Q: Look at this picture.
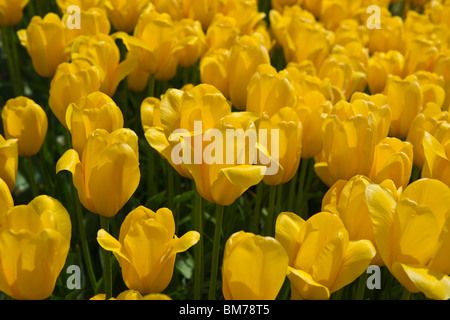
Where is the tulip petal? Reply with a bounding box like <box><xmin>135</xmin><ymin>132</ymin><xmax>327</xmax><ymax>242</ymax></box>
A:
<box><xmin>431</xmin><ymin>217</ymin><xmax>450</xmax><ymax>275</ymax></box>
<box><xmin>97</xmin><ymin>229</ymin><xmax>131</xmax><ymax>264</ymax></box>
<box><xmin>287</xmin><ymin>267</ymin><xmax>330</xmax><ymax>300</ymax></box>
<box><xmin>275</xmin><ymin>212</ymin><xmax>305</xmax><ymax>266</ymax></box>
<box><xmin>168</xmin><ymin>231</ymin><xmax>200</xmax><ymax>257</ymax></box>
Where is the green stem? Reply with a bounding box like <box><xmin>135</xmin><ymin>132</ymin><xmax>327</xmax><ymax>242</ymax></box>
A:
<box><xmin>73</xmin><ymin>187</ymin><xmax>97</xmax><ymax>294</ymax></box>
<box><xmin>148</xmin><ymin>73</ymin><xmax>155</xmax><ymax>97</ymax></box>
<box><xmin>401</xmin><ymin>288</ymin><xmax>411</xmax><ymax>300</ymax></box>
<box><xmin>100</xmin><ymin>215</ymin><xmax>112</xmax><ymax>299</ymax></box>
<box><xmin>26</xmin><ymin>156</ymin><xmax>39</xmax><ymax>197</ymax></box>
<box><xmin>355</xmin><ymin>273</ymin><xmax>367</xmax><ymax>300</ymax></box>
<box><xmin>167</xmin><ymin>165</ymin><xmax>174</xmax><ymax>210</ymax></box>
<box><xmin>194</xmin><ymin>190</ymin><xmax>203</xmax><ymax>300</ymax></box>
<box><xmin>208</xmin><ymin>204</ymin><xmax>224</xmax><ymax>300</ymax></box>
<box><xmin>147</xmin><ymin>147</ymin><xmax>156</xmax><ymax>198</ymax></box>
<box><xmin>295</xmin><ymin>158</ymin><xmax>308</xmax><ymax>217</ymax></box>
<box><xmin>287</xmin><ymin>170</ymin><xmax>298</xmax><ymax>212</ymax></box>
<box><xmin>250</xmin><ymin>182</ymin><xmax>263</xmax><ymax>233</ymax></box>
<box><xmin>2</xmin><ymin>26</ymin><xmax>22</xmax><ymax>96</ymax></box>
<box><xmin>265</xmin><ymin>185</ymin><xmax>277</xmax><ymax>236</ymax></box>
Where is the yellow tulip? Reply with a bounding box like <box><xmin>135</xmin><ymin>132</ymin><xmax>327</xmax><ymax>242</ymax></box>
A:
<box><xmin>205</xmin><ymin>14</ymin><xmax>241</xmax><ymax>50</ymax></box>
<box><xmin>257</xmin><ymin>107</ymin><xmax>302</xmax><ymax>186</ymax></box>
<box><xmin>103</xmin><ymin>0</ymin><xmax>151</xmax><ymax>33</ymax></box>
<box><xmin>56</xmin><ymin>128</ymin><xmax>140</xmax><ymax>217</ymax></box>
<box><xmin>199</xmin><ymin>48</ymin><xmax>231</xmax><ymax>98</ymax></box>
<box><xmin>127</xmin><ymin>59</ymin><xmax>151</xmax><ymax>93</ymax></box>
<box><xmin>322</xmin><ymin>175</ymin><xmax>400</xmax><ymax>266</ymax></box>
<box><xmin>270</xmin><ymin>0</ymin><xmax>301</xmax><ymax>13</ymax></box>
<box><xmin>17</xmin><ymin>13</ymin><xmax>69</xmax><ymax>78</ymax></box>
<box><xmin>70</xmin><ymin>34</ymin><xmax>137</xmax><ymax>97</ymax></box>
<box><xmin>91</xmin><ymin>290</ymin><xmax>172</xmax><ymax>300</ymax></box>
<box><xmin>409</xmin><ymin>71</ymin><xmax>446</xmax><ymax>109</ymax></box>
<box><xmin>220</xmin><ymin>0</ymin><xmax>265</xmax><ymax>36</ymax></box>
<box><xmin>422</xmin><ymin>124</ymin><xmax>450</xmax><ymax>187</ymax></box>
<box><xmin>0</xmin><ymin>178</ymin><xmax>13</xmax><ymax>225</ymax></box>
<box><xmin>366</xmin><ymin>178</ymin><xmax>450</xmax><ymax>300</ymax></box>
<box><xmin>0</xmin><ymin>195</ymin><xmax>71</xmax><ymax>300</ymax></box>
<box><xmin>222</xmin><ymin>231</ymin><xmax>288</xmax><ymax>300</ymax></box>
<box><xmin>116</xmin><ymin>11</ymin><xmax>179</xmax><ymax>81</ymax></box>
<box><xmin>275</xmin><ymin>211</ymin><xmax>376</xmax><ymax>300</ymax></box>
<box><xmin>151</xmin><ymin>0</ymin><xmax>184</xmax><ymax>21</ymax></box>
<box><xmin>368</xmin><ymin>50</ymin><xmax>406</xmax><ymax>94</ymax></box>
<box><xmin>228</xmin><ymin>34</ymin><xmax>270</xmax><ymax>110</ymax></box>
<box><xmin>62</xmin><ymin>7</ymin><xmax>111</xmax><ymax>44</ymax></box>
<box><xmin>406</xmin><ymin>103</ymin><xmax>448</xmax><ymax>168</ymax></box>
<box><xmin>49</xmin><ymin>60</ymin><xmax>101</xmax><ymax>129</ymax></box>
<box><xmin>367</xmin><ymin>12</ymin><xmax>406</xmax><ymax>55</ymax></box>
<box><xmin>97</xmin><ymin>206</ymin><xmax>200</xmax><ymax>293</ymax></box>
<box><xmin>405</xmin><ymin>38</ymin><xmax>440</xmax><ymax>76</ymax></box>
<box><xmin>0</xmin><ymin>135</ymin><xmax>18</xmax><ymax>192</ymax></box>
<box><xmin>174</xmin><ymin>18</ymin><xmax>208</xmax><ymax>68</ymax></box>
<box><xmin>246</xmin><ymin>64</ymin><xmax>297</xmax><ymax>118</ymax></box>
<box><xmin>56</xmin><ymin>0</ymin><xmax>103</xmax><ymax>11</ymax></box>
<box><xmin>0</xmin><ymin>0</ymin><xmax>29</xmax><ymax>26</ymax></box>
<box><xmin>384</xmin><ymin>74</ymin><xmax>423</xmax><ymax>139</ymax></box>
<box><xmin>66</xmin><ymin>91</ymin><xmax>124</xmax><ymax>156</ymax></box>
<box><xmin>2</xmin><ymin>97</ymin><xmax>48</xmax><ymax>157</ymax></box>
<box><xmin>182</xmin><ymin>0</ymin><xmax>223</xmax><ymax>29</ymax></box>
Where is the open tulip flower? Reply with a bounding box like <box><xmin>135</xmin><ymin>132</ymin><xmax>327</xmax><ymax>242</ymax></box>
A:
<box><xmin>366</xmin><ymin>178</ymin><xmax>450</xmax><ymax>300</ymax></box>
<box><xmin>56</xmin><ymin>128</ymin><xmax>140</xmax><ymax>217</ymax></box>
<box><xmin>0</xmin><ymin>135</ymin><xmax>18</xmax><ymax>193</ymax></box>
<box><xmin>2</xmin><ymin>97</ymin><xmax>48</xmax><ymax>157</ymax></box>
<box><xmin>97</xmin><ymin>206</ymin><xmax>200</xmax><ymax>294</ymax></box>
<box><xmin>0</xmin><ymin>195</ymin><xmax>71</xmax><ymax>300</ymax></box>
<box><xmin>222</xmin><ymin>231</ymin><xmax>289</xmax><ymax>300</ymax></box>
<box><xmin>275</xmin><ymin>211</ymin><xmax>376</xmax><ymax>300</ymax></box>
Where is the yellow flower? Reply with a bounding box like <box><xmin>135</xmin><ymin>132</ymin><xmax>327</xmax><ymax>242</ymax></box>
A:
<box><xmin>405</xmin><ymin>38</ymin><xmax>440</xmax><ymax>76</ymax></box>
<box><xmin>56</xmin><ymin>128</ymin><xmax>140</xmax><ymax>217</ymax></box>
<box><xmin>270</xmin><ymin>0</ymin><xmax>301</xmax><ymax>13</ymax></box>
<box><xmin>383</xmin><ymin>74</ymin><xmax>423</xmax><ymax>139</ymax></box>
<box><xmin>70</xmin><ymin>34</ymin><xmax>137</xmax><ymax>97</ymax></box>
<box><xmin>275</xmin><ymin>211</ymin><xmax>375</xmax><ymax>300</ymax></box>
<box><xmin>0</xmin><ymin>0</ymin><xmax>29</xmax><ymax>26</ymax></box>
<box><xmin>257</xmin><ymin>107</ymin><xmax>302</xmax><ymax>186</ymax></box>
<box><xmin>220</xmin><ymin>0</ymin><xmax>265</xmax><ymax>36</ymax></box>
<box><xmin>56</xmin><ymin>0</ymin><xmax>102</xmax><ymax>11</ymax></box>
<box><xmin>97</xmin><ymin>206</ymin><xmax>200</xmax><ymax>294</ymax></box>
<box><xmin>2</xmin><ymin>97</ymin><xmax>48</xmax><ymax>157</ymax></box>
<box><xmin>66</xmin><ymin>91</ymin><xmax>124</xmax><ymax>156</ymax></box>
<box><xmin>174</xmin><ymin>18</ymin><xmax>208</xmax><ymax>68</ymax></box>
<box><xmin>368</xmin><ymin>50</ymin><xmax>406</xmax><ymax>94</ymax></box>
<box><xmin>422</xmin><ymin>124</ymin><xmax>450</xmax><ymax>187</ymax></box>
<box><xmin>205</xmin><ymin>14</ymin><xmax>241</xmax><ymax>50</ymax></box>
<box><xmin>182</xmin><ymin>0</ymin><xmax>223</xmax><ymax>29</ymax></box>
<box><xmin>103</xmin><ymin>0</ymin><xmax>151</xmax><ymax>33</ymax></box>
<box><xmin>0</xmin><ymin>178</ymin><xmax>14</xmax><ymax>226</ymax></box>
<box><xmin>116</xmin><ymin>11</ymin><xmax>179</xmax><ymax>81</ymax></box>
<box><xmin>0</xmin><ymin>195</ymin><xmax>71</xmax><ymax>300</ymax></box>
<box><xmin>367</xmin><ymin>12</ymin><xmax>406</xmax><ymax>55</ymax></box>
<box><xmin>90</xmin><ymin>290</ymin><xmax>172</xmax><ymax>300</ymax></box>
<box><xmin>322</xmin><ymin>175</ymin><xmax>400</xmax><ymax>266</ymax></box>
<box><xmin>228</xmin><ymin>34</ymin><xmax>270</xmax><ymax>110</ymax></box>
<box><xmin>17</xmin><ymin>13</ymin><xmax>69</xmax><ymax>78</ymax></box>
<box><xmin>49</xmin><ymin>60</ymin><xmax>101</xmax><ymax>129</ymax></box>
<box><xmin>366</xmin><ymin>178</ymin><xmax>450</xmax><ymax>300</ymax></box>
<box><xmin>0</xmin><ymin>135</ymin><xmax>18</xmax><ymax>192</ymax></box>
<box><xmin>199</xmin><ymin>48</ymin><xmax>231</xmax><ymax>98</ymax></box>
<box><xmin>246</xmin><ymin>64</ymin><xmax>297</xmax><ymax>118</ymax></box>
<box><xmin>222</xmin><ymin>231</ymin><xmax>288</xmax><ymax>300</ymax></box>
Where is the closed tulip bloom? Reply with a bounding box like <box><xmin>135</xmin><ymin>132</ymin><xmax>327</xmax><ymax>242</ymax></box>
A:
<box><xmin>422</xmin><ymin>124</ymin><xmax>450</xmax><ymax>187</ymax></box>
<box><xmin>66</xmin><ymin>91</ymin><xmax>124</xmax><ymax>156</ymax></box>
<box><xmin>368</xmin><ymin>13</ymin><xmax>406</xmax><ymax>55</ymax></box>
<box><xmin>322</xmin><ymin>175</ymin><xmax>400</xmax><ymax>266</ymax></box>
<box><xmin>405</xmin><ymin>38</ymin><xmax>440</xmax><ymax>76</ymax></box>
<box><xmin>384</xmin><ymin>74</ymin><xmax>423</xmax><ymax>139</ymax></box>
<box><xmin>409</xmin><ymin>71</ymin><xmax>446</xmax><ymax>109</ymax></box>
<box><xmin>0</xmin><ymin>196</ymin><xmax>71</xmax><ymax>300</ymax></box>
<box><xmin>246</xmin><ymin>64</ymin><xmax>297</xmax><ymax>118</ymax></box>
<box><xmin>49</xmin><ymin>60</ymin><xmax>101</xmax><ymax>128</ymax></box>
<box><xmin>220</xmin><ymin>0</ymin><xmax>265</xmax><ymax>35</ymax></box>
<box><xmin>199</xmin><ymin>48</ymin><xmax>231</xmax><ymax>98</ymax></box>
<box><xmin>62</xmin><ymin>7</ymin><xmax>111</xmax><ymax>44</ymax></box>
<box><xmin>0</xmin><ymin>135</ymin><xmax>18</xmax><ymax>192</ymax></box>
<box><xmin>2</xmin><ymin>97</ymin><xmax>48</xmax><ymax>157</ymax></box>
<box><xmin>205</xmin><ymin>14</ymin><xmax>241</xmax><ymax>50</ymax></box>
<box><xmin>183</xmin><ymin>0</ymin><xmax>223</xmax><ymax>29</ymax></box>
<box><xmin>103</xmin><ymin>0</ymin><xmax>151</xmax><ymax>33</ymax></box>
<box><xmin>97</xmin><ymin>206</ymin><xmax>200</xmax><ymax>293</ymax></box>
<box><xmin>0</xmin><ymin>0</ymin><xmax>29</xmax><ymax>26</ymax></box>
<box><xmin>56</xmin><ymin>128</ymin><xmax>140</xmax><ymax>217</ymax></box>
<box><xmin>257</xmin><ymin>107</ymin><xmax>302</xmax><ymax>186</ymax></box>
<box><xmin>369</xmin><ymin>137</ymin><xmax>413</xmax><ymax>189</ymax></box>
<box><xmin>366</xmin><ymin>179</ymin><xmax>450</xmax><ymax>300</ymax></box>
<box><xmin>70</xmin><ymin>34</ymin><xmax>136</xmax><ymax>97</ymax></box>
<box><xmin>174</xmin><ymin>19</ymin><xmax>208</xmax><ymax>68</ymax></box>
<box><xmin>17</xmin><ymin>13</ymin><xmax>69</xmax><ymax>78</ymax></box>
<box><xmin>275</xmin><ymin>211</ymin><xmax>376</xmax><ymax>300</ymax></box>
<box><xmin>228</xmin><ymin>34</ymin><xmax>270</xmax><ymax>110</ymax></box>
<box><xmin>368</xmin><ymin>50</ymin><xmax>406</xmax><ymax>94</ymax></box>
<box><xmin>222</xmin><ymin>231</ymin><xmax>288</xmax><ymax>300</ymax></box>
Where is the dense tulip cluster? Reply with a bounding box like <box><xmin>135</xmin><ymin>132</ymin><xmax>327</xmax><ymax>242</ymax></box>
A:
<box><xmin>0</xmin><ymin>0</ymin><xmax>449</xmax><ymax>302</ymax></box>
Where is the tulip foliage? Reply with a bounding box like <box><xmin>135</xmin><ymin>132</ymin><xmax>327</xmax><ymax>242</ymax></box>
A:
<box><xmin>1</xmin><ymin>0</ymin><xmax>450</xmax><ymax>303</ymax></box>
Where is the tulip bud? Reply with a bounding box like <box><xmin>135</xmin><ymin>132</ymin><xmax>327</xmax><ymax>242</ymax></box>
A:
<box><xmin>49</xmin><ymin>60</ymin><xmax>101</xmax><ymax>128</ymax></box>
<box><xmin>0</xmin><ymin>195</ymin><xmax>71</xmax><ymax>300</ymax></box>
<box><xmin>174</xmin><ymin>18</ymin><xmax>208</xmax><ymax>68</ymax></box>
<box><xmin>275</xmin><ymin>211</ymin><xmax>375</xmax><ymax>300</ymax></box>
<box><xmin>368</xmin><ymin>50</ymin><xmax>406</xmax><ymax>94</ymax></box>
<box><xmin>222</xmin><ymin>231</ymin><xmax>289</xmax><ymax>300</ymax></box>
<box><xmin>56</xmin><ymin>128</ymin><xmax>140</xmax><ymax>217</ymax></box>
<box><xmin>17</xmin><ymin>13</ymin><xmax>69</xmax><ymax>78</ymax></box>
<box><xmin>183</xmin><ymin>0</ymin><xmax>223</xmax><ymax>29</ymax></box>
<box><xmin>0</xmin><ymin>135</ymin><xmax>18</xmax><ymax>192</ymax></box>
<box><xmin>199</xmin><ymin>48</ymin><xmax>231</xmax><ymax>98</ymax></box>
<box><xmin>66</xmin><ymin>91</ymin><xmax>124</xmax><ymax>156</ymax></box>
<box><xmin>2</xmin><ymin>97</ymin><xmax>48</xmax><ymax>157</ymax></box>
<box><xmin>367</xmin><ymin>14</ymin><xmax>406</xmax><ymax>55</ymax></box>
<box><xmin>62</xmin><ymin>7</ymin><xmax>111</xmax><ymax>44</ymax></box>
<box><xmin>103</xmin><ymin>0</ymin><xmax>152</xmax><ymax>33</ymax></box>
<box><xmin>0</xmin><ymin>0</ymin><xmax>29</xmax><ymax>26</ymax></box>
<box><xmin>97</xmin><ymin>206</ymin><xmax>199</xmax><ymax>293</ymax></box>
<box><xmin>205</xmin><ymin>14</ymin><xmax>241</xmax><ymax>50</ymax></box>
